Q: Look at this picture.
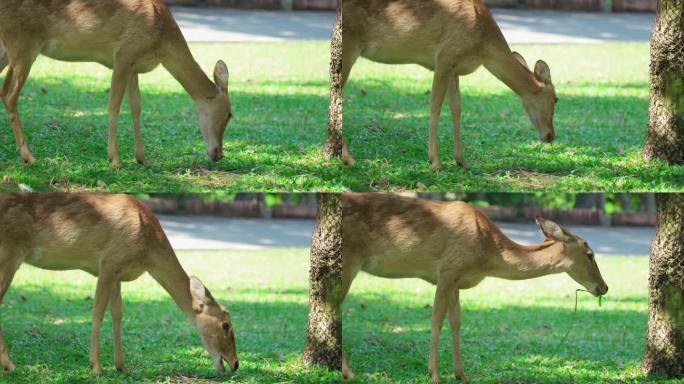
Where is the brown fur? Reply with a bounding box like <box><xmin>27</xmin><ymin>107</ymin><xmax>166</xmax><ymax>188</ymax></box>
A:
<box><xmin>341</xmin><ymin>193</ymin><xmax>608</xmax><ymax>382</ymax></box>
<box><xmin>342</xmin><ymin>0</ymin><xmax>558</xmax><ymax>169</ymax></box>
<box><xmin>0</xmin><ymin>193</ymin><xmax>238</xmax><ymax>375</ymax></box>
<box><xmin>0</xmin><ymin>0</ymin><xmax>232</xmax><ymax>167</ymax></box>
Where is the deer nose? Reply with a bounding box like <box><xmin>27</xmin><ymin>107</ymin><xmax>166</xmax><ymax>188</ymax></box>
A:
<box><xmin>598</xmin><ymin>284</ymin><xmax>608</xmax><ymax>296</ymax></box>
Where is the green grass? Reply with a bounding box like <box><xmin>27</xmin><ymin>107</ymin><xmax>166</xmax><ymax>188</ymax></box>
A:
<box><xmin>0</xmin><ymin>249</ymin><xmax>341</xmax><ymax>383</ymax></box>
<box><xmin>343</xmin><ymin>43</ymin><xmax>684</xmax><ymax>192</ymax></box>
<box><xmin>2</xmin><ymin>42</ymin><xmax>681</xmax><ymax>192</ymax></box>
<box><xmin>343</xmin><ymin>256</ymin><xmax>676</xmax><ymax>383</ymax></box>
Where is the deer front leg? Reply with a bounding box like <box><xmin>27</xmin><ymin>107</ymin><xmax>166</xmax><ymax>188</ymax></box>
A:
<box><xmin>448</xmin><ymin>290</ymin><xmax>468</xmax><ymax>381</ymax></box>
<box><xmin>127</xmin><ymin>74</ymin><xmax>149</xmax><ymax>167</ymax></box>
<box><xmin>447</xmin><ymin>77</ymin><xmax>467</xmax><ymax>168</ymax></box>
<box><xmin>0</xmin><ymin>253</ymin><xmax>21</xmax><ymax>371</ymax></box>
<box><xmin>90</xmin><ymin>273</ymin><xmax>116</xmax><ymax>375</ymax></box>
<box><xmin>107</xmin><ymin>62</ymin><xmax>133</xmax><ymax>169</ymax></box>
<box><xmin>340</xmin><ymin>40</ymin><xmax>359</xmax><ymax>167</ymax></box>
<box><xmin>109</xmin><ymin>281</ymin><xmax>128</xmax><ymax>374</ymax></box>
<box><xmin>428</xmin><ymin>64</ymin><xmax>452</xmax><ymax>171</ymax></box>
<box><xmin>428</xmin><ymin>277</ymin><xmax>455</xmax><ymax>383</ymax></box>
<box><xmin>2</xmin><ymin>56</ymin><xmax>37</xmax><ymax>164</ymax></box>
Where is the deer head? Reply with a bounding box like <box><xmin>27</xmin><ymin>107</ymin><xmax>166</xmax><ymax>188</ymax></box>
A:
<box><xmin>536</xmin><ymin>217</ymin><xmax>608</xmax><ymax>297</ymax></box>
<box><xmin>189</xmin><ymin>276</ymin><xmax>239</xmax><ymax>373</ymax></box>
<box><xmin>512</xmin><ymin>52</ymin><xmax>558</xmax><ymax>143</ymax></box>
<box><xmin>196</xmin><ymin>60</ymin><xmax>232</xmax><ymax>162</ymax></box>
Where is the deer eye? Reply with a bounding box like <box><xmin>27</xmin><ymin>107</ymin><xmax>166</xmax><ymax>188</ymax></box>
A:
<box><xmin>587</xmin><ymin>251</ymin><xmax>594</xmax><ymax>261</ymax></box>
<box><xmin>222</xmin><ymin>322</ymin><xmax>230</xmax><ymax>332</ymax></box>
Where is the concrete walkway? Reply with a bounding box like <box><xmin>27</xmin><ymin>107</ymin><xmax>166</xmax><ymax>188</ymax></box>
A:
<box><xmin>170</xmin><ymin>7</ymin><xmax>653</xmax><ymax>44</ymax></box>
<box><xmin>158</xmin><ymin>216</ymin><xmax>652</xmax><ymax>256</ymax></box>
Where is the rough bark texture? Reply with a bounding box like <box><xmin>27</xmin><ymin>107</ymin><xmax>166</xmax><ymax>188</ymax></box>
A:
<box><xmin>642</xmin><ymin>194</ymin><xmax>684</xmax><ymax>377</ymax></box>
<box><xmin>643</xmin><ymin>0</ymin><xmax>684</xmax><ymax>163</ymax></box>
<box><xmin>323</xmin><ymin>1</ymin><xmax>345</xmax><ymax>160</ymax></box>
<box><xmin>302</xmin><ymin>193</ymin><xmax>342</xmax><ymax>370</ymax></box>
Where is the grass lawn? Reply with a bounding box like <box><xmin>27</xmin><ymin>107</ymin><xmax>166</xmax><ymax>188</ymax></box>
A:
<box><xmin>343</xmin><ymin>256</ymin><xmax>677</xmax><ymax>383</ymax></box>
<box><xmin>343</xmin><ymin>43</ymin><xmax>684</xmax><ymax>192</ymax></box>
<box><xmin>2</xmin><ymin>42</ymin><xmax>681</xmax><ymax>192</ymax></box>
<box><xmin>0</xmin><ymin>41</ymin><xmax>339</xmax><ymax>192</ymax></box>
<box><xmin>0</xmin><ymin>248</ymin><xmax>340</xmax><ymax>383</ymax></box>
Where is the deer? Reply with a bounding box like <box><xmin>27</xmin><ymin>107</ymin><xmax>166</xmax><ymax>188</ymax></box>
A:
<box><xmin>0</xmin><ymin>193</ymin><xmax>238</xmax><ymax>375</ymax></box>
<box><xmin>341</xmin><ymin>0</ymin><xmax>559</xmax><ymax>170</ymax></box>
<box><xmin>340</xmin><ymin>193</ymin><xmax>608</xmax><ymax>383</ymax></box>
<box><xmin>0</xmin><ymin>0</ymin><xmax>232</xmax><ymax>168</ymax></box>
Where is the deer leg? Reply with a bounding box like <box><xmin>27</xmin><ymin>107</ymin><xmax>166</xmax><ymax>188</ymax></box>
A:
<box><xmin>428</xmin><ymin>276</ymin><xmax>455</xmax><ymax>383</ymax></box>
<box><xmin>90</xmin><ymin>272</ymin><xmax>116</xmax><ymax>375</ymax></box>
<box><xmin>448</xmin><ymin>290</ymin><xmax>468</xmax><ymax>381</ymax></box>
<box><xmin>107</xmin><ymin>61</ymin><xmax>133</xmax><ymax>169</ymax></box>
<box><xmin>339</xmin><ymin>40</ymin><xmax>359</xmax><ymax>166</ymax></box>
<box><xmin>109</xmin><ymin>281</ymin><xmax>128</xmax><ymax>374</ymax></box>
<box><xmin>428</xmin><ymin>64</ymin><xmax>452</xmax><ymax>171</ymax></box>
<box><xmin>0</xmin><ymin>251</ymin><xmax>22</xmax><ymax>371</ymax></box>
<box><xmin>2</xmin><ymin>55</ymin><xmax>37</xmax><ymax>164</ymax></box>
<box><xmin>447</xmin><ymin>77</ymin><xmax>467</xmax><ymax>168</ymax></box>
<box><xmin>340</xmin><ymin>263</ymin><xmax>359</xmax><ymax>380</ymax></box>
<box><xmin>127</xmin><ymin>74</ymin><xmax>149</xmax><ymax>167</ymax></box>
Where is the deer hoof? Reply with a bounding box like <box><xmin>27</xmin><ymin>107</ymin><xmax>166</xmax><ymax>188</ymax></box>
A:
<box><xmin>2</xmin><ymin>360</ymin><xmax>16</xmax><ymax>371</ymax></box>
<box><xmin>430</xmin><ymin>159</ymin><xmax>442</xmax><ymax>171</ymax></box>
<box><xmin>456</xmin><ymin>157</ymin><xmax>468</xmax><ymax>169</ymax></box>
<box><xmin>110</xmin><ymin>158</ymin><xmax>122</xmax><ymax>169</ymax></box>
<box><xmin>342</xmin><ymin>368</ymin><xmax>355</xmax><ymax>380</ymax></box>
<box><xmin>92</xmin><ymin>365</ymin><xmax>103</xmax><ymax>376</ymax></box>
<box><xmin>20</xmin><ymin>150</ymin><xmax>36</xmax><ymax>164</ymax></box>
<box><xmin>456</xmin><ymin>371</ymin><xmax>469</xmax><ymax>382</ymax></box>
<box><xmin>116</xmin><ymin>362</ymin><xmax>129</xmax><ymax>375</ymax></box>
<box><xmin>136</xmin><ymin>158</ymin><xmax>151</xmax><ymax>168</ymax></box>
<box><xmin>342</xmin><ymin>154</ymin><xmax>356</xmax><ymax>166</ymax></box>
<box><xmin>430</xmin><ymin>372</ymin><xmax>441</xmax><ymax>383</ymax></box>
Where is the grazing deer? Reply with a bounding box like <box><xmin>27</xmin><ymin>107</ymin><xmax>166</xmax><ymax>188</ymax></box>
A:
<box><xmin>341</xmin><ymin>193</ymin><xmax>608</xmax><ymax>382</ymax></box>
<box><xmin>0</xmin><ymin>193</ymin><xmax>238</xmax><ymax>375</ymax></box>
<box><xmin>342</xmin><ymin>0</ymin><xmax>558</xmax><ymax>170</ymax></box>
<box><xmin>0</xmin><ymin>0</ymin><xmax>232</xmax><ymax>168</ymax></box>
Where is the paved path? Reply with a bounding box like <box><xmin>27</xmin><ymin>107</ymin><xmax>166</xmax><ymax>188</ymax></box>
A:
<box><xmin>158</xmin><ymin>216</ymin><xmax>652</xmax><ymax>256</ymax></box>
<box><xmin>170</xmin><ymin>7</ymin><xmax>652</xmax><ymax>44</ymax></box>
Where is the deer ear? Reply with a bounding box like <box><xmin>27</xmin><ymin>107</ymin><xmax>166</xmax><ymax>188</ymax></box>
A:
<box><xmin>190</xmin><ymin>276</ymin><xmax>216</xmax><ymax>310</ymax></box>
<box><xmin>535</xmin><ymin>216</ymin><xmax>571</xmax><ymax>242</ymax></box>
<box><xmin>534</xmin><ymin>60</ymin><xmax>552</xmax><ymax>84</ymax></box>
<box><xmin>512</xmin><ymin>52</ymin><xmax>530</xmax><ymax>70</ymax></box>
<box><xmin>213</xmin><ymin>60</ymin><xmax>229</xmax><ymax>94</ymax></box>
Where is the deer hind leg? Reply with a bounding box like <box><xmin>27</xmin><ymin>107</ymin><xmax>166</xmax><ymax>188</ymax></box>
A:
<box><xmin>2</xmin><ymin>50</ymin><xmax>38</xmax><ymax>164</ymax></box>
<box><xmin>109</xmin><ymin>281</ymin><xmax>128</xmax><ymax>374</ymax></box>
<box><xmin>447</xmin><ymin>290</ymin><xmax>468</xmax><ymax>382</ymax></box>
<box><xmin>428</xmin><ymin>276</ymin><xmax>456</xmax><ymax>383</ymax></box>
<box><xmin>428</xmin><ymin>61</ymin><xmax>454</xmax><ymax>171</ymax></box>
<box><xmin>0</xmin><ymin>250</ymin><xmax>22</xmax><ymax>371</ymax></box>
<box><xmin>107</xmin><ymin>57</ymin><xmax>135</xmax><ymax>169</ymax></box>
<box><xmin>339</xmin><ymin>39</ymin><xmax>360</xmax><ymax>166</ymax></box>
<box><xmin>340</xmin><ymin>261</ymin><xmax>360</xmax><ymax>380</ymax></box>
<box><xmin>127</xmin><ymin>74</ymin><xmax>149</xmax><ymax>167</ymax></box>
<box><xmin>90</xmin><ymin>272</ymin><xmax>117</xmax><ymax>375</ymax></box>
<box><xmin>447</xmin><ymin>77</ymin><xmax>467</xmax><ymax>168</ymax></box>
<box><xmin>0</xmin><ymin>45</ymin><xmax>7</xmax><ymax>75</ymax></box>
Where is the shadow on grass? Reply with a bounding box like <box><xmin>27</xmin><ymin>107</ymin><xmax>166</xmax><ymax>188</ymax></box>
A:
<box><xmin>343</xmin><ymin>291</ymin><xmax>648</xmax><ymax>383</ymax></box>
<box><xmin>0</xmin><ymin>285</ymin><xmax>339</xmax><ymax>383</ymax></box>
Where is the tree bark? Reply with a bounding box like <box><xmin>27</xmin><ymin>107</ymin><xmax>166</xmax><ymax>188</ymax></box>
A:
<box><xmin>302</xmin><ymin>193</ymin><xmax>342</xmax><ymax>370</ymax></box>
<box><xmin>643</xmin><ymin>0</ymin><xmax>684</xmax><ymax>163</ymax></box>
<box><xmin>642</xmin><ymin>193</ymin><xmax>684</xmax><ymax>377</ymax></box>
<box><xmin>324</xmin><ymin>1</ymin><xmax>353</xmax><ymax>164</ymax></box>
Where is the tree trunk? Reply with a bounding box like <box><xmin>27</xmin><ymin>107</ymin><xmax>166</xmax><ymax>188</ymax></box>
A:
<box><xmin>302</xmin><ymin>193</ymin><xmax>342</xmax><ymax>370</ymax></box>
<box><xmin>324</xmin><ymin>1</ymin><xmax>354</xmax><ymax>165</ymax></box>
<box><xmin>643</xmin><ymin>0</ymin><xmax>684</xmax><ymax>163</ymax></box>
<box><xmin>642</xmin><ymin>193</ymin><xmax>684</xmax><ymax>377</ymax></box>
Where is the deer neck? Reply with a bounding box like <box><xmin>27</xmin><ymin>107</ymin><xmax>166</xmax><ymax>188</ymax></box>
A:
<box><xmin>161</xmin><ymin>42</ymin><xmax>218</xmax><ymax>102</ymax></box>
<box><xmin>489</xmin><ymin>237</ymin><xmax>565</xmax><ymax>281</ymax></box>
<box><xmin>149</xmin><ymin>251</ymin><xmax>197</xmax><ymax>322</ymax></box>
<box><xmin>484</xmin><ymin>47</ymin><xmax>543</xmax><ymax>98</ymax></box>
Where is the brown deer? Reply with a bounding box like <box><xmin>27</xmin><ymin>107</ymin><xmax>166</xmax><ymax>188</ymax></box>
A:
<box><xmin>341</xmin><ymin>193</ymin><xmax>608</xmax><ymax>382</ymax></box>
<box><xmin>342</xmin><ymin>0</ymin><xmax>559</xmax><ymax>170</ymax></box>
<box><xmin>0</xmin><ymin>0</ymin><xmax>232</xmax><ymax>168</ymax></box>
<box><xmin>0</xmin><ymin>193</ymin><xmax>238</xmax><ymax>375</ymax></box>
